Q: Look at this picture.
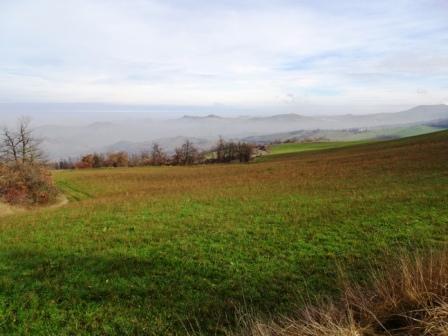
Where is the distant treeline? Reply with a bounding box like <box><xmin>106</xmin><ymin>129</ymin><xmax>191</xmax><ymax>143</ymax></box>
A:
<box><xmin>55</xmin><ymin>139</ymin><xmax>265</xmax><ymax>169</ymax></box>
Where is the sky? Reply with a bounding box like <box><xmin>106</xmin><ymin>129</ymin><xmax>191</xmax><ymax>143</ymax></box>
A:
<box><xmin>0</xmin><ymin>0</ymin><xmax>447</xmax><ymax>116</ymax></box>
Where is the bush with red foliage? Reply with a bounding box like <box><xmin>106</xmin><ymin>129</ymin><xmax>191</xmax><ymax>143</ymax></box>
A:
<box><xmin>0</xmin><ymin>164</ymin><xmax>58</xmax><ymax>205</ymax></box>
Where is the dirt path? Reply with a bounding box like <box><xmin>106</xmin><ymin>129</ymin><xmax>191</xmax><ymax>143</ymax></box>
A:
<box><xmin>48</xmin><ymin>194</ymin><xmax>69</xmax><ymax>209</ymax></box>
<box><xmin>0</xmin><ymin>194</ymin><xmax>68</xmax><ymax>218</ymax></box>
<box><xmin>0</xmin><ymin>202</ymin><xmax>19</xmax><ymax>217</ymax></box>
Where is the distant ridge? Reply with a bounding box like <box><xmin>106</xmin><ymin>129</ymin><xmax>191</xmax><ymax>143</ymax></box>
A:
<box><xmin>181</xmin><ymin>114</ymin><xmax>223</xmax><ymax>120</ymax></box>
<box><xmin>250</xmin><ymin>113</ymin><xmax>310</xmax><ymax>122</ymax></box>
<box><xmin>33</xmin><ymin>104</ymin><xmax>448</xmax><ymax>160</ymax></box>
<box><xmin>177</xmin><ymin>105</ymin><xmax>448</xmax><ymax>124</ymax></box>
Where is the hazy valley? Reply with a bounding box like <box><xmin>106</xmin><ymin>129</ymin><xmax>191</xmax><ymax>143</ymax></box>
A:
<box><xmin>31</xmin><ymin>104</ymin><xmax>448</xmax><ymax>160</ymax></box>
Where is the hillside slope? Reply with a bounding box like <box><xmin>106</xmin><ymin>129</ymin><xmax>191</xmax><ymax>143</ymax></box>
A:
<box><xmin>0</xmin><ymin>131</ymin><xmax>447</xmax><ymax>335</ymax></box>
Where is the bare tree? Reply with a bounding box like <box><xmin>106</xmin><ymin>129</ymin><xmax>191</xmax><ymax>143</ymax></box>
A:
<box><xmin>150</xmin><ymin>143</ymin><xmax>166</xmax><ymax>166</ymax></box>
<box><xmin>213</xmin><ymin>138</ymin><xmax>254</xmax><ymax>163</ymax></box>
<box><xmin>1</xmin><ymin>118</ymin><xmax>42</xmax><ymax>165</ymax></box>
<box><xmin>173</xmin><ymin>140</ymin><xmax>200</xmax><ymax>165</ymax></box>
<box><xmin>17</xmin><ymin>118</ymin><xmax>43</xmax><ymax>163</ymax></box>
<box><xmin>183</xmin><ymin>140</ymin><xmax>199</xmax><ymax>165</ymax></box>
<box><xmin>237</xmin><ymin>142</ymin><xmax>254</xmax><ymax>162</ymax></box>
<box><xmin>215</xmin><ymin>137</ymin><xmax>225</xmax><ymax>162</ymax></box>
<box><xmin>1</xmin><ymin>128</ymin><xmax>20</xmax><ymax>164</ymax></box>
<box><xmin>139</xmin><ymin>151</ymin><xmax>151</xmax><ymax>166</ymax></box>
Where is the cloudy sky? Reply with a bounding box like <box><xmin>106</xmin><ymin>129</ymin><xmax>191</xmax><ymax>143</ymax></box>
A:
<box><xmin>0</xmin><ymin>0</ymin><xmax>447</xmax><ymax>115</ymax></box>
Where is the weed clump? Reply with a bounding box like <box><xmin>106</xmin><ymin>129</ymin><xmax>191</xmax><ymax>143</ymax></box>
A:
<box><xmin>247</xmin><ymin>251</ymin><xmax>448</xmax><ymax>336</ymax></box>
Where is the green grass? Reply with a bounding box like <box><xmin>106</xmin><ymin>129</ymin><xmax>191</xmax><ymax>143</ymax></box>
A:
<box><xmin>268</xmin><ymin>140</ymin><xmax>371</xmax><ymax>155</ymax></box>
<box><xmin>380</xmin><ymin>125</ymin><xmax>441</xmax><ymax>138</ymax></box>
<box><xmin>266</xmin><ymin>125</ymin><xmax>444</xmax><ymax>157</ymax></box>
<box><xmin>0</xmin><ymin>131</ymin><xmax>447</xmax><ymax>335</ymax></box>
<box><xmin>352</xmin><ymin>124</ymin><xmax>443</xmax><ymax>140</ymax></box>
<box><xmin>250</xmin><ymin>124</ymin><xmax>444</xmax><ymax>144</ymax></box>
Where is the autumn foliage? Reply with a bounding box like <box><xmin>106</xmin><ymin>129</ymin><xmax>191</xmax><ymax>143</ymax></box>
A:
<box><xmin>0</xmin><ymin>163</ymin><xmax>58</xmax><ymax>205</ymax></box>
<box><xmin>0</xmin><ymin>118</ymin><xmax>58</xmax><ymax>205</ymax></box>
<box><xmin>63</xmin><ymin>139</ymin><xmax>256</xmax><ymax>169</ymax></box>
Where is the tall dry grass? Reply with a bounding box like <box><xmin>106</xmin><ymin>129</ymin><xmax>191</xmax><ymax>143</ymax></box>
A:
<box><xmin>245</xmin><ymin>251</ymin><xmax>448</xmax><ymax>336</ymax></box>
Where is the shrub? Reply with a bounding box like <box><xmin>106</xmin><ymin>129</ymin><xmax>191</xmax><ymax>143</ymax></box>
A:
<box><xmin>0</xmin><ymin>163</ymin><xmax>58</xmax><ymax>205</ymax></box>
<box><xmin>105</xmin><ymin>152</ymin><xmax>129</xmax><ymax>167</ymax></box>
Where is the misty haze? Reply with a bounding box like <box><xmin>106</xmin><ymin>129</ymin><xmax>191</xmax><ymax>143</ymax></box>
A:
<box><xmin>21</xmin><ymin>103</ymin><xmax>448</xmax><ymax>160</ymax></box>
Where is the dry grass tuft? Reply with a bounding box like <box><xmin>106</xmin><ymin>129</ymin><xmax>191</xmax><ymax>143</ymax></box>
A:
<box><xmin>246</xmin><ymin>251</ymin><xmax>448</xmax><ymax>336</ymax></box>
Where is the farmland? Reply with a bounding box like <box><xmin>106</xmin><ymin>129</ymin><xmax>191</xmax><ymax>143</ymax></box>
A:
<box><xmin>1</xmin><ymin>131</ymin><xmax>447</xmax><ymax>335</ymax></box>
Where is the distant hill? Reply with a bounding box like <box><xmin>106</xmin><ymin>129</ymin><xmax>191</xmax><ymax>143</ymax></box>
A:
<box><xmin>104</xmin><ymin>137</ymin><xmax>213</xmax><ymax>154</ymax></box>
<box><xmin>427</xmin><ymin>118</ymin><xmax>448</xmax><ymax>128</ymax></box>
<box><xmin>181</xmin><ymin>114</ymin><xmax>223</xmax><ymax>120</ymax></box>
<box><xmin>243</xmin><ymin>124</ymin><xmax>446</xmax><ymax>144</ymax></box>
<box><xmin>33</xmin><ymin>104</ymin><xmax>448</xmax><ymax>159</ymax></box>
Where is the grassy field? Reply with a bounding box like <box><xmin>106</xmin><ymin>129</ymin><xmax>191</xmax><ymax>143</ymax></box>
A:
<box><xmin>246</xmin><ymin>124</ymin><xmax>445</xmax><ymax>144</ymax></box>
<box><xmin>267</xmin><ymin>140</ymin><xmax>370</xmax><ymax>155</ymax></box>
<box><xmin>266</xmin><ymin>125</ymin><xmax>446</xmax><ymax>157</ymax></box>
<box><xmin>1</xmin><ymin>131</ymin><xmax>447</xmax><ymax>335</ymax></box>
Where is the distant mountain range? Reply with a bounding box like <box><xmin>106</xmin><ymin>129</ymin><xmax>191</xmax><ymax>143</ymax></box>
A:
<box><xmin>33</xmin><ymin>104</ymin><xmax>448</xmax><ymax>160</ymax></box>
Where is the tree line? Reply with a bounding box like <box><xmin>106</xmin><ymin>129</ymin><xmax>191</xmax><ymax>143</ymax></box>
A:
<box><xmin>56</xmin><ymin>139</ymin><xmax>258</xmax><ymax>169</ymax></box>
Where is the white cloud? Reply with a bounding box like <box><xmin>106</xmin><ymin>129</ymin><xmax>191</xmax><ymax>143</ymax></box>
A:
<box><xmin>0</xmin><ymin>0</ymin><xmax>447</xmax><ymax>110</ymax></box>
